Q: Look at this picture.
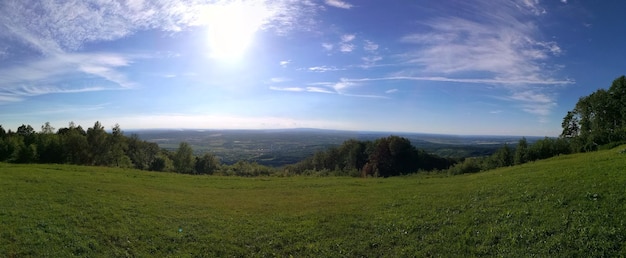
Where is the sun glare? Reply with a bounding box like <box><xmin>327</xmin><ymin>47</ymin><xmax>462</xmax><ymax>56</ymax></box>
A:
<box><xmin>205</xmin><ymin>1</ymin><xmax>271</xmax><ymax>61</ymax></box>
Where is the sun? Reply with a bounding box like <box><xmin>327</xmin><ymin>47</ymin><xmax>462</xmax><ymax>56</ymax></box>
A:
<box><xmin>205</xmin><ymin>1</ymin><xmax>271</xmax><ymax>61</ymax></box>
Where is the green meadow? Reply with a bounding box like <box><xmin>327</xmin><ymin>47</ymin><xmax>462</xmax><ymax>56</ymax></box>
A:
<box><xmin>2</xmin><ymin>146</ymin><xmax>626</xmax><ymax>256</ymax></box>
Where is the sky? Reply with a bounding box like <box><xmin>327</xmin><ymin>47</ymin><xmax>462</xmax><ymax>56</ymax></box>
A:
<box><xmin>0</xmin><ymin>0</ymin><xmax>624</xmax><ymax>136</ymax></box>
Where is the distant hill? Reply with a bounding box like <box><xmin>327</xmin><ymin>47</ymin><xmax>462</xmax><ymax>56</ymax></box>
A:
<box><xmin>2</xmin><ymin>145</ymin><xmax>626</xmax><ymax>256</ymax></box>
<box><xmin>130</xmin><ymin>128</ymin><xmax>541</xmax><ymax>166</ymax></box>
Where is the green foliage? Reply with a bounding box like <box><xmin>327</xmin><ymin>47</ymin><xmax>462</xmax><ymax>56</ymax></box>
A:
<box><xmin>514</xmin><ymin>137</ymin><xmax>529</xmax><ymax>165</ymax></box>
<box><xmin>59</xmin><ymin>125</ymin><xmax>89</xmax><ymax>165</ymax></box>
<box><xmin>447</xmin><ymin>157</ymin><xmax>482</xmax><ymax>175</ymax></box>
<box><xmin>173</xmin><ymin>142</ymin><xmax>195</xmax><ymax>174</ymax></box>
<box><xmin>149</xmin><ymin>152</ymin><xmax>172</xmax><ymax>172</ymax></box>
<box><xmin>288</xmin><ymin>136</ymin><xmax>454</xmax><ymax>177</ymax></box>
<box><xmin>446</xmin><ymin>137</ymin><xmax>572</xmax><ymax>175</ymax></box>
<box><xmin>561</xmin><ymin>75</ymin><xmax>626</xmax><ymax>151</ymax></box>
<box><xmin>0</xmin><ymin>122</ymin><xmax>168</xmax><ymax>172</ymax></box>
<box><xmin>126</xmin><ymin>134</ymin><xmax>160</xmax><ymax>170</ymax></box>
<box><xmin>219</xmin><ymin>160</ymin><xmax>274</xmax><ymax>176</ymax></box>
<box><xmin>3</xmin><ymin>146</ymin><xmax>626</xmax><ymax>256</ymax></box>
<box><xmin>195</xmin><ymin>153</ymin><xmax>220</xmax><ymax>175</ymax></box>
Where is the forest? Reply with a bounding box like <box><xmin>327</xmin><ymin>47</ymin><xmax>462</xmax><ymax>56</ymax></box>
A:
<box><xmin>1</xmin><ymin>76</ymin><xmax>625</xmax><ymax>177</ymax></box>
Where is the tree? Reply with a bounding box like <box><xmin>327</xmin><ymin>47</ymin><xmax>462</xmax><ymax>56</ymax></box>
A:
<box><xmin>59</xmin><ymin>123</ymin><xmax>89</xmax><ymax>164</ymax></box>
<box><xmin>40</xmin><ymin>122</ymin><xmax>55</xmax><ymax>134</ymax></box>
<box><xmin>13</xmin><ymin>143</ymin><xmax>37</xmax><ymax>163</ymax></box>
<box><xmin>0</xmin><ymin>137</ymin><xmax>8</xmax><ymax>162</ymax></box>
<box><xmin>87</xmin><ymin>121</ymin><xmax>110</xmax><ymax>166</ymax></box>
<box><xmin>561</xmin><ymin>76</ymin><xmax>626</xmax><ymax>151</ymax></box>
<box><xmin>173</xmin><ymin>142</ymin><xmax>195</xmax><ymax>174</ymax></box>
<box><xmin>16</xmin><ymin>124</ymin><xmax>36</xmax><ymax>146</ymax></box>
<box><xmin>127</xmin><ymin>134</ymin><xmax>160</xmax><ymax>170</ymax></box>
<box><xmin>109</xmin><ymin>124</ymin><xmax>131</xmax><ymax>167</ymax></box>
<box><xmin>367</xmin><ymin>136</ymin><xmax>417</xmax><ymax>177</ymax></box>
<box><xmin>195</xmin><ymin>153</ymin><xmax>220</xmax><ymax>175</ymax></box>
<box><xmin>37</xmin><ymin>133</ymin><xmax>63</xmax><ymax>163</ymax></box>
<box><xmin>514</xmin><ymin>137</ymin><xmax>529</xmax><ymax>165</ymax></box>
<box><xmin>149</xmin><ymin>152</ymin><xmax>172</xmax><ymax>172</ymax></box>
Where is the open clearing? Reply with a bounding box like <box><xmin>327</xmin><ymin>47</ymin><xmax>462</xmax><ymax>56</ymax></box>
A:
<box><xmin>2</xmin><ymin>146</ymin><xmax>626</xmax><ymax>256</ymax></box>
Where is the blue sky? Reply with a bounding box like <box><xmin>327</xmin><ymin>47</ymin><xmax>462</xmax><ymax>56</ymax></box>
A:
<box><xmin>0</xmin><ymin>0</ymin><xmax>623</xmax><ymax>136</ymax></box>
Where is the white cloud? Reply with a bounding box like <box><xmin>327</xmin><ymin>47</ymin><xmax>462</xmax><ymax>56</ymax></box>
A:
<box><xmin>385</xmin><ymin>89</ymin><xmax>398</xmax><ymax>94</ymax></box>
<box><xmin>306</xmin><ymin>87</ymin><xmax>335</xmax><ymax>94</ymax></box>
<box><xmin>308</xmin><ymin>66</ymin><xmax>343</xmax><ymax>72</ymax></box>
<box><xmin>333</xmin><ymin>81</ymin><xmax>353</xmax><ymax>93</ymax></box>
<box><xmin>0</xmin><ymin>0</ymin><xmax>318</xmax><ymax>55</ymax></box>
<box><xmin>0</xmin><ymin>52</ymin><xmax>138</xmax><ymax>104</ymax></box>
<box><xmin>322</xmin><ymin>43</ymin><xmax>334</xmax><ymax>51</ymax></box>
<box><xmin>279</xmin><ymin>60</ymin><xmax>291</xmax><ymax>67</ymax></box>
<box><xmin>0</xmin><ymin>0</ymin><xmax>322</xmax><ymax>103</ymax></box>
<box><xmin>399</xmin><ymin>1</ymin><xmax>568</xmax><ymax>117</ymax></box>
<box><xmin>518</xmin><ymin>0</ymin><xmax>546</xmax><ymax>15</ymax></box>
<box><xmin>363</xmin><ymin>40</ymin><xmax>379</xmax><ymax>51</ymax></box>
<box><xmin>339</xmin><ymin>34</ymin><xmax>356</xmax><ymax>53</ymax></box>
<box><xmin>269</xmin><ymin>86</ymin><xmax>305</xmax><ymax>92</ymax></box>
<box><xmin>342</xmin><ymin>76</ymin><xmax>573</xmax><ymax>85</ymax></box>
<box><xmin>361</xmin><ymin>56</ymin><xmax>383</xmax><ymax>68</ymax></box>
<box><xmin>560</xmin><ymin>0</ymin><xmax>567</xmax><ymax>3</ymax></box>
<box><xmin>340</xmin><ymin>44</ymin><xmax>355</xmax><ymax>53</ymax></box>
<box><xmin>270</xmin><ymin>79</ymin><xmax>386</xmax><ymax>99</ymax></box>
<box><xmin>269</xmin><ymin>86</ymin><xmax>333</xmax><ymax>94</ymax></box>
<box><xmin>341</xmin><ymin>34</ymin><xmax>356</xmax><ymax>42</ymax></box>
<box><xmin>324</xmin><ymin>0</ymin><xmax>353</xmax><ymax>9</ymax></box>
<box><xmin>270</xmin><ymin>77</ymin><xmax>291</xmax><ymax>83</ymax></box>
<box><xmin>401</xmin><ymin>18</ymin><xmax>558</xmax><ymax>77</ymax></box>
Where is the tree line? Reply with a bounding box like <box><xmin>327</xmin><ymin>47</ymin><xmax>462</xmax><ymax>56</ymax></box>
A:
<box><xmin>447</xmin><ymin>137</ymin><xmax>572</xmax><ymax>175</ymax></box>
<box><xmin>284</xmin><ymin>136</ymin><xmax>455</xmax><ymax>177</ymax></box>
<box><xmin>0</xmin><ymin>123</ymin><xmax>453</xmax><ymax>177</ymax></box>
<box><xmin>0</xmin><ymin>121</ymin><xmax>221</xmax><ymax>174</ymax></box>
<box><xmin>0</xmin><ymin>121</ymin><xmax>585</xmax><ymax>177</ymax></box>
<box><xmin>3</xmin><ymin>74</ymin><xmax>625</xmax><ymax>178</ymax></box>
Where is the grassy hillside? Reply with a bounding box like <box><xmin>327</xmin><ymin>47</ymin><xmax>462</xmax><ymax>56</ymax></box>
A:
<box><xmin>2</xmin><ymin>146</ymin><xmax>626</xmax><ymax>256</ymax></box>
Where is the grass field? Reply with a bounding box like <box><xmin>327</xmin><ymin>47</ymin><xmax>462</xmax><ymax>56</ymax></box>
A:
<box><xmin>2</xmin><ymin>146</ymin><xmax>626</xmax><ymax>256</ymax></box>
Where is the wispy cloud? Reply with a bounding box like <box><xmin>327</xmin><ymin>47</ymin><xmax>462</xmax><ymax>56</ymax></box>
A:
<box><xmin>279</xmin><ymin>60</ymin><xmax>291</xmax><ymax>67</ymax></box>
<box><xmin>507</xmin><ymin>90</ymin><xmax>557</xmax><ymax>117</ymax></box>
<box><xmin>269</xmin><ymin>79</ymin><xmax>386</xmax><ymax>99</ymax></box>
<box><xmin>398</xmin><ymin>0</ymin><xmax>569</xmax><ymax>117</ymax></box>
<box><xmin>361</xmin><ymin>56</ymin><xmax>383</xmax><ymax>68</ymax></box>
<box><xmin>307</xmin><ymin>66</ymin><xmax>343</xmax><ymax>72</ymax></box>
<box><xmin>269</xmin><ymin>86</ymin><xmax>305</xmax><ymax>92</ymax></box>
<box><xmin>339</xmin><ymin>34</ymin><xmax>356</xmax><ymax>53</ymax></box>
<box><xmin>307</xmin><ymin>87</ymin><xmax>335</xmax><ymax>94</ymax></box>
<box><xmin>343</xmin><ymin>76</ymin><xmax>573</xmax><ymax>85</ymax></box>
<box><xmin>0</xmin><ymin>103</ymin><xmax>108</xmax><ymax>117</ymax></box>
<box><xmin>0</xmin><ymin>0</ymin><xmax>321</xmax><ymax>103</ymax></box>
<box><xmin>385</xmin><ymin>89</ymin><xmax>398</xmax><ymax>94</ymax></box>
<box><xmin>270</xmin><ymin>77</ymin><xmax>291</xmax><ymax>83</ymax></box>
<box><xmin>0</xmin><ymin>0</ymin><xmax>316</xmax><ymax>54</ymax></box>
<box><xmin>269</xmin><ymin>86</ymin><xmax>333</xmax><ymax>94</ymax></box>
<box><xmin>324</xmin><ymin>0</ymin><xmax>353</xmax><ymax>9</ymax></box>
<box><xmin>0</xmin><ymin>52</ymin><xmax>137</xmax><ymax>104</ymax></box>
<box><xmin>519</xmin><ymin>0</ymin><xmax>546</xmax><ymax>15</ymax></box>
<box><xmin>363</xmin><ymin>40</ymin><xmax>379</xmax><ymax>52</ymax></box>
<box><xmin>321</xmin><ymin>43</ymin><xmax>334</xmax><ymax>51</ymax></box>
